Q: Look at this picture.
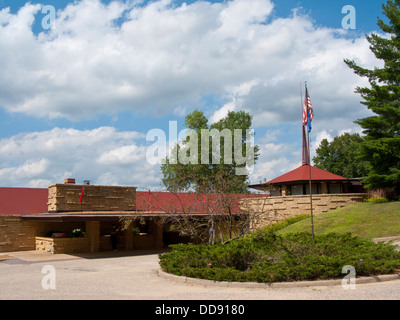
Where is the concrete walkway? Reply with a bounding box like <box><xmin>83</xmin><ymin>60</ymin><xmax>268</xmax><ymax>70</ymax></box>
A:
<box><xmin>0</xmin><ymin>249</ymin><xmax>399</xmax><ymax>300</ymax></box>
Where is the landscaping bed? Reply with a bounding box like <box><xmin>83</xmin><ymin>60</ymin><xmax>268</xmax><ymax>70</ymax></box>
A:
<box><xmin>159</xmin><ymin>231</ymin><xmax>400</xmax><ymax>283</ymax></box>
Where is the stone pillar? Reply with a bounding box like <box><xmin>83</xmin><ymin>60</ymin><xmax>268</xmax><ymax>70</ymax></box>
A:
<box><xmin>150</xmin><ymin>220</ymin><xmax>163</xmax><ymax>249</ymax></box>
<box><xmin>124</xmin><ymin>221</ymin><xmax>133</xmax><ymax>250</ymax></box>
<box><xmin>86</xmin><ymin>221</ymin><xmax>100</xmax><ymax>253</ymax></box>
<box><xmin>281</xmin><ymin>185</ymin><xmax>287</xmax><ymax>196</ymax></box>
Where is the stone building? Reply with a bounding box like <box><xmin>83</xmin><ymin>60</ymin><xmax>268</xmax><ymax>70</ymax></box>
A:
<box><xmin>0</xmin><ymin>179</ymin><xmax>252</xmax><ymax>254</ymax></box>
<box><xmin>248</xmin><ymin>164</ymin><xmax>365</xmax><ymax>196</ymax></box>
<box><xmin>240</xmin><ymin>113</ymin><xmax>368</xmax><ymax>229</ymax></box>
<box><xmin>0</xmin><ymin>180</ymin><xmax>164</xmax><ymax>254</ymax></box>
<box><xmin>241</xmin><ymin>165</ymin><xmax>367</xmax><ymax>229</ymax></box>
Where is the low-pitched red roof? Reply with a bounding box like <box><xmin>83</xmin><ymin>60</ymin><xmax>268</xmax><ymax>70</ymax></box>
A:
<box><xmin>0</xmin><ymin>187</ymin><xmax>48</xmax><ymax>215</ymax></box>
<box><xmin>135</xmin><ymin>191</ymin><xmax>263</xmax><ymax>214</ymax></box>
<box><xmin>268</xmin><ymin>165</ymin><xmax>348</xmax><ymax>184</ymax></box>
<box><xmin>249</xmin><ymin>165</ymin><xmax>349</xmax><ymax>190</ymax></box>
<box><xmin>0</xmin><ymin>187</ymin><xmax>265</xmax><ymax>216</ymax></box>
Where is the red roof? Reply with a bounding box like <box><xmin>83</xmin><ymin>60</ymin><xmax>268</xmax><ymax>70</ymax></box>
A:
<box><xmin>266</xmin><ymin>165</ymin><xmax>348</xmax><ymax>184</ymax></box>
<box><xmin>135</xmin><ymin>191</ymin><xmax>263</xmax><ymax>215</ymax></box>
<box><xmin>0</xmin><ymin>187</ymin><xmax>48</xmax><ymax>215</ymax></box>
<box><xmin>0</xmin><ymin>187</ymin><xmax>264</xmax><ymax>216</ymax></box>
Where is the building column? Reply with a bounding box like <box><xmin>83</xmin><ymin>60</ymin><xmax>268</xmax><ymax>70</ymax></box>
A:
<box><xmin>281</xmin><ymin>185</ymin><xmax>288</xmax><ymax>196</ymax></box>
<box><xmin>124</xmin><ymin>221</ymin><xmax>133</xmax><ymax>250</ymax></box>
<box><xmin>86</xmin><ymin>221</ymin><xmax>100</xmax><ymax>253</ymax></box>
<box><xmin>150</xmin><ymin>220</ymin><xmax>163</xmax><ymax>249</ymax></box>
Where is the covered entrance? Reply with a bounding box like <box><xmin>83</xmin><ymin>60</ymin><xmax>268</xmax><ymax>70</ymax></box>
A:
<box><xmin>23</xmin><ymin>213</ymin><xmax>164</xmax><ymax>254</ymax></box>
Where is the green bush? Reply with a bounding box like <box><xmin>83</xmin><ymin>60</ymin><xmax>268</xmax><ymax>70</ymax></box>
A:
<box><xmin>365</xmin><ymin>197</ymin><xmax>389</xmax><ymax>203</ymax></box>
<box><xmin>159</xmin><ymin>231</ymin><xmax>400</xmax><ymax>283</ymax></box>
<box><xmin>70</xmin><ymin>228</ymin><xmax>85</xmax><ymax>238</ymax></box>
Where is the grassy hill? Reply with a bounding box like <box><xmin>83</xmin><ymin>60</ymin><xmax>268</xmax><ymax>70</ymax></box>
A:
<box><xmin>278</xmin><ymin>201</ymin><xmax>400</xmax><ymax>239</ymax></box>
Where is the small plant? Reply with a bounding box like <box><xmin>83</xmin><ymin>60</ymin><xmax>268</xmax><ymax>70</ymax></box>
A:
<box><xmin>132</xmin><ymin>227</ymin><xmax>141</xmax><ymax>235</ymax></box>
<box><xmin>71</xmin><ymin>228</ymin><xmax>85</xmax><ymax>238</ymax></box>
<box><xmin>365</xmin><ymin>197</ymin><xmax>389</xmax><ymax>203</ymax></box>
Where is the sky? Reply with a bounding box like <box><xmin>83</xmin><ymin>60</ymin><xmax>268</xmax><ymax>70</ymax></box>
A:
<box><xmin>0</xmin><ymin>0</ymin><xmax>388</xmax><ymax>190</ymax></box>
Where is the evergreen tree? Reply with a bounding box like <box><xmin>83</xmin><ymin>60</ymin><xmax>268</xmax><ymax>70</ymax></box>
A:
<box><xmin>344</xmin><ymin>0</ymin><xmax>400</xmax><ymax>191</ymax></box>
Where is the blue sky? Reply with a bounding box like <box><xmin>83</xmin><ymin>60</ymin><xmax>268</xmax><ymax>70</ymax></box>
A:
<box><xmin>0</xmin><ymin>0</ymin><xmax>388</xmax><ymax>189</ymax></box>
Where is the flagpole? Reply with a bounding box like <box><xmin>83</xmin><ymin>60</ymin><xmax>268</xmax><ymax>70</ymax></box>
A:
<box><xmin>305</xmin><ymin>81</ymin><xmax>315</xmax><ymax>241</ymax></box>
<box><xmin>300</xmin><ymin>82</ymin><xmax>308</xmax><ymax>165</ymax></box>
<box><xmin>307</xmin><ymin>125</ymin><xmax>315</xmax><ymax>240</ymax></box>
<box><xmin>300</xmin><ymin>82</ymin><xmax>303</xmax><ymax>145</ymax></box>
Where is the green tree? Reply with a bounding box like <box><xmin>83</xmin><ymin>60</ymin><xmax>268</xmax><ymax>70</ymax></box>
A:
<box><xmin>344</xmin><ymin>0</ymin><xmax>400</xmax><ymax>190</ymax></box>
<box><xmin>161</xmin><ymin>109</ymin><xmax>259</xmax><ymax>194</ymax></box>
<box><xmin>313</xmin><ymin>133</ymin><xmax>369</xmax><ymax>178</ymax></box>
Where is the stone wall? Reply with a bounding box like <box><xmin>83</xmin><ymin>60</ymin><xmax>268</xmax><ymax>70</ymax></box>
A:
<box><xmin>241</xmin><ymin>193</ymin><xmax>367</xmax><ymax>230</ymax></box>
<box><xmin>47</xmin><ymin>184</ymin><xmax>136</xmax><ymax>212</ymax></box>
<box><xmin>0</xmin><ymin>216</ymin><xmax>36</xmax><ymax>252</ymax></box>
<box><xmin>0</xmin><ymin>217</ymin><xmax>90</xmax><ymax>253</ymax></box>
<box><xmin>35</xmin><ymin>236</ymin><xmax>91</xmax><ymax>254</ymax></box>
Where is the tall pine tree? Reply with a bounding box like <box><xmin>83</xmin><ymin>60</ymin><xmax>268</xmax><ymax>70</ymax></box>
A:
<box><xmin>344</xmin><ymin>0</ymin><xmax>400</xmax><ymax>192</ymax></box>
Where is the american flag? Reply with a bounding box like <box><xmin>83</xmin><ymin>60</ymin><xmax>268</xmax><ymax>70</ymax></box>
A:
<box><xmin>303</xmin><ymin>85</ymin><xmax>314</xmax><ymax>131</ymax></box>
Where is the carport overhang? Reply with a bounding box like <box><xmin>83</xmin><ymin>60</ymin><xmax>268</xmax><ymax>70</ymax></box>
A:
<box><xmin>21</xmin><ymin>211</ymin><xmax>247</xmax><ymax>222</ymax></box>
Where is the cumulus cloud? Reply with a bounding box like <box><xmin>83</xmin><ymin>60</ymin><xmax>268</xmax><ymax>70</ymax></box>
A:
<box><xmin>0</xmin><ymin>0</ymin><xmax>378</xmax><ymax>126</ymax></box>
<box><xmin>0</xmin><ymin>0</ymin><xmax>384</xmax><ymax>188</ymax></box>
<box><xmin>249</xmin><ymin>132</ymin><xmax>300</xmax><ymax>184</ymax></box>
<box><xmin>0</xmin><ymin>127</ymin><xmax>161</xmax><ymax>188</ymax></box>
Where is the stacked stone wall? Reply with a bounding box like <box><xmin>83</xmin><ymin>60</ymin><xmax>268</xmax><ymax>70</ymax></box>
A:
<box><xmin>47</xmin><ymin>184</ymin><xmax>136</xmax><ymax>212</ymax></box>
<box><xmin>35</xmin><ymin>236</ymin><xmax>90</xmax><ymax>254</ymax></box>
<box><xmin>0</xmin><ymin>216</ymin><xmax>36</xmax><ymax>252</ymax></box>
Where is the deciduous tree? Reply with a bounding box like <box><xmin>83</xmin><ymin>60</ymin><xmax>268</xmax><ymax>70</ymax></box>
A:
<box><xmin>313</xmin><ymin>133</ymin><xmax>369</xmax><ymax>178</ymax></box>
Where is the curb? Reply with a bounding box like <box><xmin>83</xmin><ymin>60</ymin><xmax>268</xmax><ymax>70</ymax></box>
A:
<box><xmin>0</xmin><ymin>255</ymin><xmax>13</xmax><ymax>262</ymax></box>
<box><xmin>373</xmin><ymin>236</ymin><xmax>400</xmax><ymax>242</ymax></box>
<box><xmin>157</xmin><ymin>269</ymin><xmax>400</xmax><ymax>289</ymax></box>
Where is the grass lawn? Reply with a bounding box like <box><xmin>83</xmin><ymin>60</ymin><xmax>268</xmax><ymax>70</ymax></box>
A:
<box><xmin>278</xmin><ymin>201</ymin><xmax>400</xmax><ymax>239</ymax></box>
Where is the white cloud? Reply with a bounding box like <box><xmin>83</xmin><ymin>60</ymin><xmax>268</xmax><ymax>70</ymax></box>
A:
<box><xmin>209</xmin><ymin>101</ymin><xmax>235</xmax><ymax>124</ymax></box>
<box><xmin>0</xmin><ymin>0</ymin><xmax>385</xmax><ymax>188</ymax></box>
<box><xmin>250</xmin><ymin>156</ymin><xmax>299</xmax><ymax>184</ymax></box>
<box><xmin>0</xmin><ymin>158</ymin><xmax>48</xmax><ymax>185</ymax></box>
<box><xmin>0</xmin><ymin>0</ymin><xmax>379</xmax><ymax>128</ymax></box>
<box><xmin>0</xmin><ymin>127</ymin><xmax>159</xmax><ymax>189</ymax></box>
<box><xmin>249</xmin><ymin>134</ymin><xmax>300</xmax><ymax>184</ymax></box>
<box><xmin>97</xmin><ymin>144</ymin><xmax>146</xmax><ymax>165</ymax></box>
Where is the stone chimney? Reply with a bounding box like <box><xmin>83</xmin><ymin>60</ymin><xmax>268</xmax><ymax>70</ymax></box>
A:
<box><xmin>47</xmin><ymin>180</ymin><xmax>136</xmax><ymax>213</ymax></box>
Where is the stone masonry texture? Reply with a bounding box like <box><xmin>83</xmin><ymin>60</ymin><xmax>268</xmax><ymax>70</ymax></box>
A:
<box><xmin>47</xmin><ymin>184</ymin><xmax>136</xmax><ymax>212</ymax></box>
<box><xmin>240</xmin><ymin>193</ymin><xmax>367</xmax><ymax>230</ymax></box>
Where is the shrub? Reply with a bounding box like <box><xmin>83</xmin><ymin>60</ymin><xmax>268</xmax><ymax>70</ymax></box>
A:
<box><xmin>365</xmin><ymin>197</ymin><xmax>389</xmax><ymax>203</ymax></box>
<box><xmin>70</xmin><ymin>228</ymin><xmax>85</xmax><ymax>238</ymax></box>
<box><xmin>159</xmin><ymin>231</ymin><xmax>400</xmax><ymax>283</ymax></box>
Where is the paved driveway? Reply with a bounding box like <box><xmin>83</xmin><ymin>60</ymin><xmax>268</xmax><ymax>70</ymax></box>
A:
<box><xmin>0</xmin><ymin>250</ymin><xmax>399</xmax><ymax>301</ymax></box>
